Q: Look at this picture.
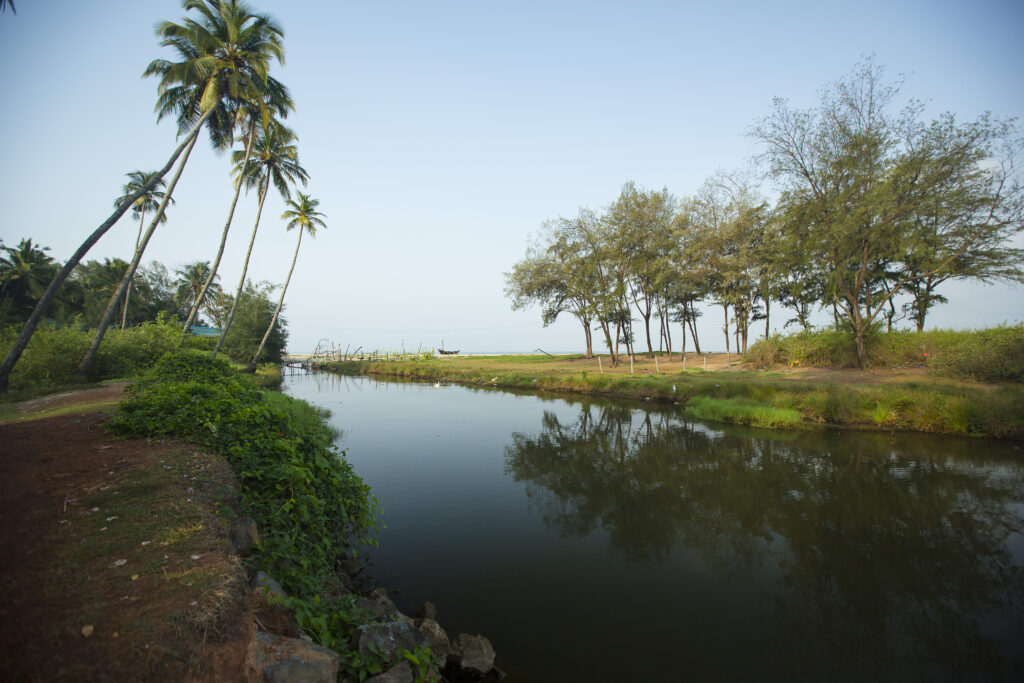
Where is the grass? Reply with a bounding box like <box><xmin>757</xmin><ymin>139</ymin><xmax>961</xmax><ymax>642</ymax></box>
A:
<box><xmin>322</xmin><ymin>355</ymin><xmax>1024</xmax><ymax>439</ymax></box>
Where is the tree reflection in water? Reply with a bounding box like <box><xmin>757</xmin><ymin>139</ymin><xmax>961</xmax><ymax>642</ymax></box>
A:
<box><xmin>504</xmin><ymin>403</ymin><xmax>1024</xmax><ymax>680</ymax></box>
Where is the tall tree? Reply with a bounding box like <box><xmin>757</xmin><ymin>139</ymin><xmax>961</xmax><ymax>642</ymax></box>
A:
<box><xmin>213</xmin><ymin>121</ymin><xmax>307</xmax><ymax>357</ymax></box>
<box><xmin>246</xmin><ymin>192</ymin><xmax>326</xmax><ymax>371</ymax></box>
<box><xmin>750</xmin><ymin>58</ymin><xmax>1024</xmax><ymax>366</ymax></box>
<box><xmin>175</xmin><ymin>261</ymin><xmax>220</xmax><ymax>323</ymax></box>
<box><xmin>113</xmin><ymin>171</ymin><xmax>173</xmax><ymax>329</ymax></box>
<box><xmin>182</xmin><ymin>76</ymin><xmax>294</xmax><ymax>333</ymax></box>
<box><xmin>76</xmin><ymin>0</ymin><xmax>287</xmax><ymax>379</ymax></box>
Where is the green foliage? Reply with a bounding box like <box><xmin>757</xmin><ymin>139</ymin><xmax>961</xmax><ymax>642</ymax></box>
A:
<box><xmin>685</xmin><ymin>395</ymin><xmax>803</xmax><ymax>429</ymax></box>
<box><xmin>209</xmin><ymin>281</ymin><xmax>288</xmax><ymax>365</ymax></box>
<box><xmin>109</xmin><ymin>351</ymin><xmax>382</xmax><ymax>667</ymax></box>
<box><xmin>747</xmin><ymin>324</ymin><xmax>1024</xmax><ymax>382</ymax></box>
<box><xmin>0</xmin><ymin>315</ymin><xmax>212</xmax><ymax>391</ymax></box>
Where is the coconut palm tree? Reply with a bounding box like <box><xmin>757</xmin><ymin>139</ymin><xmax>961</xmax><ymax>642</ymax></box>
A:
<box><xmin>114</xmin><ymin>171</ymin><xmax>173</xmax><ymax>329</ymax></box>
<box><xmin>75</xmin><ymin>0</ymin><xmax>288</xmax><ymax>380</ymax></box>
<box><xmin>181</xmin><ymin>77</ymin><xmax>294</xmax><ymax>334</ymax></box>
<box><xmin>175</xmin><ymin>261</ymin><xmax>220</xmax><ymax>323</ymax></box>
<box><xmin>0</xmin><ymin>239</ymin><xmax>57</xmax><ymax>327</ymax></box>
<box><xmin>246</xmin><ymin>192</ymin><xmax>326</xmax><ymax>371</ymax></box>
<box><xmin>0</xmin><ymin>0</ymin><xmax>15</xmax><ymax>15</ymax></box>
<box><xmin>213</xmin><ymin>120</ymin><xmax>307</xmax><ymax>357</ymax></box>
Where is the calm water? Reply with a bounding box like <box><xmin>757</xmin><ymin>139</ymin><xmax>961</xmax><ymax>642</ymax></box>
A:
<box><xmin>285</xmin><ymin>372</ymin><xmax>1024</xmax><ymax>682</ymax></box>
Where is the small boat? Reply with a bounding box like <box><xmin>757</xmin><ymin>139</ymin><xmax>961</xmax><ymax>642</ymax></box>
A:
<box><xmin>437</xmin><ymin>348</ymin><xmax>459</xmax><ymax>356</ymax></box>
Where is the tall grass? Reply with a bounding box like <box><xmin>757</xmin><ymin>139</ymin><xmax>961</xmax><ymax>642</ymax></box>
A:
<box><xmin>746</xmin><ymin>324</ymin><xmax>1024</xmax><ymax>382</ymax></box>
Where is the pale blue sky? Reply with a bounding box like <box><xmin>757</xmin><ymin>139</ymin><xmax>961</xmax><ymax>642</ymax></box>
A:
<box><xmin>2</xmin><ymin>0</ymin><xmax>1022</xmax><ymax>352</ymax></box>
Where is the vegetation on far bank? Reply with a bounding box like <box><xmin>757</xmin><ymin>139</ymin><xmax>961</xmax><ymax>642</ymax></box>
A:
<box><xmin>321</xmin><ymin>327</ymin><xmax>1024</xmax><ymax>440</ymax></box>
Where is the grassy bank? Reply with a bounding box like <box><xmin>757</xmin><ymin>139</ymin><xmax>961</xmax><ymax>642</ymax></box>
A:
<box><xmin>108</xmin><ymin>351</ymin><xmax>433</xmax><ymax>679</ymax></box>
<box><xmin>321</xmin><ymin>355</ymin><xmax>1024</xmax><ymax>439</ymax></box>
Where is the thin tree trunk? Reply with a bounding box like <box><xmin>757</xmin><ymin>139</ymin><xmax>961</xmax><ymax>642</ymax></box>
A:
<box><xmin>120</xmin><ymin>209</ymin><xmax>146</xmax><ymax>330</ymax></box>
<box><xmin>0</xmin><ymin>108</ymin><xmax>213</xmax><ymax>392</ymax></box>
<box><xmin>182</xmin><ymin>121</ymin><xmax>257</xmax><ymax>334</ymax></box>
<box><xmin>764</xmin><ymin>296</ymin><xmax>770</xmax><ymax>340</ymax></box>
<box><xmin>723</xmin><ymin>304</ymin><xmax>730</xmax><ymax>354</ymax></box>
<box><xmin>247</xmin><ymin>228</ymin><xmax>303</xmax><ymax>372</ymax></box>
<box><xmin>77</xmin><ymin>134</ymin><xmax>201</xmax><ymax>379</ymax></box>
<box><xmin>214</xmin><ymin>175</ymin><xmax>270</xmax><ymax>357</ymax></box>
<box><xmin>688</xmin><ymin>306</ymin><xmax>701</xmax><ymax>355</ymax></box>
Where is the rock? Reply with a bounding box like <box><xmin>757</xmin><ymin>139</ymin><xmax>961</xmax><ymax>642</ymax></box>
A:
<box><xmin>355</xmin><ymin>621</ymin><xmax>429</xmax><ymax>662</ymax></box>
<box><xmin>246</xmin><ymin>630</ymin><xmax>339</xmax><ymax>683</ymax></box>
<box><xmin>339</xmin><ymin>555</ymin><xmax>364</xmax><ymax>577</ymax></box>
<box><xmin>366</xmin><ymin>662</ymin><xmax>414</xmax><ymax>683</ymax></box>
<box><xmin>396</xmin><ymin>611</ymin><xmax>415</xmax><ymax>627</ymax></box>
<box><xmin>415</xmin><ymin>601</ymin><xmax>438</xmax><ymax>621</ymax></box>
<box><xmin>417</xmin><ymin>618</ymin><xmax>449</xmax><ymax>662</ymax></box>
<box><xmin>229</xmin><ymin>517</ymin><xmax>260</xmax><ymax>556</ymax></box>
<box><xmin>354</xmin><ymin>594</ymin><xmax>399</xmax><ymax>622</ymax></box>
<box><xmin>251</xmin><ymin>571</ymin><xmax>285</xmax><ymax>598</ymax></box>
<box><xmin>448</xmin><ymin>633</ymin><xmax>495</xmax><ymax>677</ymax></box>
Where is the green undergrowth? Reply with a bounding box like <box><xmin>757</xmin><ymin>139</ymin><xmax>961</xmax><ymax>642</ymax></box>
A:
<box><xmin>747</xmin><ymin>324</ymin><xmax>1024</xmax><ymax>382</ymax></box>
<box><xmin>107</xmin><ymin>351</ymin><xmax>407</xmax><ymax>678</ymax></box>
<box><xmin>325</xmin><ymin>358</ymin><xmax>1024</xmax><ymax>439</ymax></box>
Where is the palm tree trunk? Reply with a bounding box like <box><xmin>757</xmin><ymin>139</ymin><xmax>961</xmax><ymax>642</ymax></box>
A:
<box><xmin>245</xmin><ymin>227</ymin><xmax>303</xmax><ymax>372</ymax></box>
<box><xmin>76</xmin><ymin>134</ymin><xmax>200</xmax><ymax>379</ymax></box>
<box><xmin>121</xmin><ymin>209</ymin><xmax>146</xmax><ymax>330</ymax></box>
<box><xmin>0</xmin><ymin>108</ymin><xmax>214</xmax><ymax>392</ymax></box>
<box><xmin>213</xmin><ymin>174</ymin><xmax>270</xmax><ymax>357</ymax></box>
<box><xmin>182</xmin><ymin>121</ymin><xmax>257</xmax><ymax>334</ymax></box>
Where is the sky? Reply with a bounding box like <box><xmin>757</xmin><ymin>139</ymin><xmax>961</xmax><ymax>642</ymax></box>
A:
<box><xmin>1</xmin><ymin>0</ymin><xmax>1023</xmax><ymax>354</ymax></box>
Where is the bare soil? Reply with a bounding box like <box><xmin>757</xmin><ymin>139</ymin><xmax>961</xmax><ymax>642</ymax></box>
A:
<box><xmin>0</xmin><ymin>391</ymin><xmax>297</xmax><ymax>681</ymax></box>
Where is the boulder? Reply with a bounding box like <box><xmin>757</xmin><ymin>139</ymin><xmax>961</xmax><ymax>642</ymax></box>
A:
<box><xmin>338</xmin><ymin>555</ymin><xmax>364</xmax><ymax>577</ymax></box>
<box><xmin>365</xmin><ymin>662</ymin><xmax>414</xmax><ymax>683</ymax></box>
<box><xmin>417</xmin><ymin>618</ymin><xmax>449</xmax><ymax>663</ymax></box>
<box><xmin>229</xmin><ymin>517</ymin><xmax>260</xmax><ymax>556</ymax></box>
<box><xmin>355</xmin><ymin>621</ymin><xmax>429</xmax><ymax>662</ymax></box>
<box><xmin>245</xmin><ymin>630</ymin><xmax>339</xmax><ymax>683</ymax></box>
<box><xmin>448</xmin><ymin>633</ymin><xmax>495</xmax><ymax>677</ymax></box>
<box><xmin>354</xmin><ymin>595</ymin><xmax>399</xmax><ymax>622</ymax></box>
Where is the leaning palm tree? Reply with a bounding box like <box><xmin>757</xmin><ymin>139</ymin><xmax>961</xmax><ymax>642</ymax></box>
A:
<box><xmin>181</xmin><ymin>77</ymin><xmax>294</xmax><ymax>334</ymax></box>
<box><xmin>0</xmin><ymin>239</ymin><xmax>57</xmax><ymax>327</ymax></box>
<box><xmin>75</xmin><ymin>0</ymin><xmax>287</xmax><ymax>380</ymax></box>
<box><xmin>213</xmin><ymin>120</ymin><xmax>307</xmax><ymax>357</ymax></box>
<box><xmin>246</xmin><ymin>192</ymin><xmax>326</xmax><ymax>371</ymax></box>
<box><xmin>113</xmin><ymin>171</ymin><xmax>173</xmax><ymax>329</ymax></box>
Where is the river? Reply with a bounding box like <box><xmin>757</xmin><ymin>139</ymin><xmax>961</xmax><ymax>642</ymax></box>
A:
<box><xmin>284</xmin><ymin>371</ymin><xmax>1024</xmax><ymax>682</ymax></box>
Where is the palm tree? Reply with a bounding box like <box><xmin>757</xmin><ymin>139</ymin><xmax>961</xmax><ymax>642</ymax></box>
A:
<box><xmin>213</xmin><ymin>120</ymin><xmax>307</xmax><ymax>357</ymax></box>
<box><xmin>114</xmin><ymin>171</ymin><xmax>173</xmax><ymax>329</ymax></box>
<box><xmin>74</xmin><ymin>0</ymin><xmax>287</xmax><ymax>380</ymax></box>
<box><xmin>0</xmin><ymin>239</ymin><xmax>57</xmax><ymax>327</ymax></box>
<box><xmin>175</xmin><ymin>261</ymin><xmax>220</xmax><ymax>323</ymax></box>
<box><xmin>182</xmin><ymin>77</ymin><xmax>294</xmax><ymax>334</ymax></box>
<box><xmin>0</xmin><ymin>0</ymin><xmax>15</xmax><ymax>15</ymax></box>
<box><xmin>246</xmin><ymin>193</ymin><xmax>326</xmax><ymax>371</ymax></box>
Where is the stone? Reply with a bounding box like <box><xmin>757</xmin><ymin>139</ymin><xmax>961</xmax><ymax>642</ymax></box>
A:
<box><xmin>354</xmin><ymin>594</ymin><xmax>399</xmax><ymax>622</ymax></box>
<box><xmin>355</xmin><ymin>621</ymin><xmax>428</xmax><ymax>662</ymax></box>
<box><xmin>417</xmin><ymin>618</ymin><xmax>449</xmax><ymax>663</ymax></box>
<box><xmin>251</xmin><ymin>571</ymin><xmax>285</xmax><ymax>598</ymax></box>
<box><xmin>229</xmin><ymin>517</ymin><xmax>260</xmax><ymax>556</ymax></box>
<box><xmin>448</xmin><ymin>633</ymin><xmax>495</xmax><ymax>677</ymax></box>
<box><xmin>245</xmin><ymin>630</ymin><xmax>339</xmax><ymax>683</ymax></box>
<box><xmin>415</xmin><ymin>601</ymin><xmax>437</xmax><ymax>621</ymax></box>
<box><xmin>365</xmin><ymin>662</ymin><xmax>414</xmax><ymax>683</ymax></box>
<box><xmin>338</xmin><ymin>555</ymin><xmax>364</xmax><ymax>577</ymax></box>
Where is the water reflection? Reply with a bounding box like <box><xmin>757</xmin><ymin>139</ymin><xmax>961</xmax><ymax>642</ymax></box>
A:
<box><xmin>504</xmin><ymin>404</ymin><xmax>1024</xmax><ymax>680</ymax></box>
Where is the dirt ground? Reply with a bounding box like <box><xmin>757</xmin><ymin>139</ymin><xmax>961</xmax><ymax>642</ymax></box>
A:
<box><xmin>0</xmin><ymin>393</ymin><xmax>297</xmax><ymax>681</ymax></box>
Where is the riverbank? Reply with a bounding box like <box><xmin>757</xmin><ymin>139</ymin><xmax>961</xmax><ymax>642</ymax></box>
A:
<box><xmin>319</xmin><ymin>353</ymin><xmax>1024</xmax><ymax>439</ymax></box>
<box><xmin>0</xmin><ymin>355</ymin><xmax>499</xmax><ymax>681</ymax></box>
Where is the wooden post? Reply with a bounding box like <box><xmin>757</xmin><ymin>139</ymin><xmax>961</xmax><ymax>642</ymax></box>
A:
<box><xmin>654</xmin><ymin>355</ymin><xmax>660</xmax><ymax>374</ymax></box>
<box><xmin>682</xmin><ymin>353</ymin><xmax>686</xmax><ymax>372</ymax></box>
<box><xmin>703</xmin><ymin>355</ymin><xmax>707</xmax><ymax>372</ymax></box>
<box><xmin>598</xmin><ymin>357</ymin><xmax>604</xmax><ymax>374</ymax></box>
<box><xmin>630</xmin><ymin>355</ymin><xmax>634</xmax><ymax>374</ymax></box>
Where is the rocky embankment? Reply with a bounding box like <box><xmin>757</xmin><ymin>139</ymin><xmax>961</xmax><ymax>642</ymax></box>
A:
<box><xmin>233</xmin><ymin>518</ymin><xmax>501</xmax><ymax>682</ymax></box>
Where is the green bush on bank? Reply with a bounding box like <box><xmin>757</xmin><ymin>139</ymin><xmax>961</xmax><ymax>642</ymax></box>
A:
<box><xmin>0</xmin><ymin>314</ymin><xmax>214</xmax><ymax>392</ymax></box>
<box><xmin>746</xmin><ymin>324</ymin><xmax>1024</xmax><ymax>382</ymax></box>
<box><xmin>109</xmin><ymin>351</ymin><xmax>385</xmax><ymax>671</ymax></box>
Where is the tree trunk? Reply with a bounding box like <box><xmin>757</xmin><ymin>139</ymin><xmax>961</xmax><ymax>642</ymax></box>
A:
<box><xmin>121</xmin><ymin>209</ymin><xmax>146</xmax><ymax>330</ymax></box>
<box><xmin>581</xmin><ymin>318</ymin><xmax>593</xmax><ymax>358</ymax></box>
<box><xmin>247</xmin><ymin>228</ymin><xmax>303</xmax><ymax>371</ymax></box>
<box><xmin>0</xmin><ymin>108</ymin><xmax>213</xmax><ymax>392</ymax></box>
<box><xmin>182</xmin><ymin>121</ymin><xmax>257</xmax><ymax>334</ymax></box>
<box><xmin>214</xmin><ymin>174</ymin><xmax>270</xmax><ymax>357</ymax></box>
<box><xmin>598</xmin><ymin>319</ymin><xmax>617</xmax><ymax>366</ymax></box>
<box><xmin>77</xmin><ymin>134</ymin><xmax>201</xmax><ymax>379</ymax></box>
<box><xmin>687</xmin><ymin>301</ymin><xmax>702</xmax><ymax>354</ymax></box>
<box><xmin>722</xmin><ymin>304</ymin><xmax>730</xmax><ymax>354</ymax></box>
<box><xmin>764</xmin><ymin>296</ymin><xmax>770</xmax><ymax>340</ymax></box>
